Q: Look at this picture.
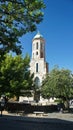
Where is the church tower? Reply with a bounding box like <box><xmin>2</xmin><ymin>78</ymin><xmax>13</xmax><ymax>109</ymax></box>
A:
<box><xmin>30</xmin><ymin>32</ymin><xmax>48</xmax><ymax>87</ymax></box>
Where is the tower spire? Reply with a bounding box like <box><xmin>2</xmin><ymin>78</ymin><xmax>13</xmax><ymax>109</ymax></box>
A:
<box><xmin>37</xmin><ymin>30</ymin><xmax>40</xmax><ymax>35</ymax></box>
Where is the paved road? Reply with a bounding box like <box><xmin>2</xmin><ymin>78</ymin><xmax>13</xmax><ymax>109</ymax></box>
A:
<box><xmin>0</xmin><ymin>116</ymin><xmax>73</xmax><ymax>130</ymax></box>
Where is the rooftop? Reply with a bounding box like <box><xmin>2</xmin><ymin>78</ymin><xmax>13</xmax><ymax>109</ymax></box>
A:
<box><xmin>33</xmin><ymin>31</ymin><xmax>43</xmax><ymax>39</ymax></box>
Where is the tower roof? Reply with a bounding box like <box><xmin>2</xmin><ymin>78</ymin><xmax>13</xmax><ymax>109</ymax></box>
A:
<box><xmin>33</xmin><ymin>31</ymin><xmax>43</xmax><ymax>39</ymax></box>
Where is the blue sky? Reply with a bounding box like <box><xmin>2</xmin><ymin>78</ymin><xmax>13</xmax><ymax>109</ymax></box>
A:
<box><xmin>20</xmin><ymin>0</ymin><xmax>73</xmax><ymax>72</ymax></box>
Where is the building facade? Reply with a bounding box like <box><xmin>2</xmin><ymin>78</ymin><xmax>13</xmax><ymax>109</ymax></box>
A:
<box><xmin>30</xmin><ymin>32</ymin><xmax>48</xmax><ymax>87</ymax></box>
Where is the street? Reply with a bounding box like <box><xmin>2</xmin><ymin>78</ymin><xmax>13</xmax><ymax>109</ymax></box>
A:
<box><xmin>0</xmin><ymin>117</ymin><xmax>73</xmax><ymax>130</ymax></box>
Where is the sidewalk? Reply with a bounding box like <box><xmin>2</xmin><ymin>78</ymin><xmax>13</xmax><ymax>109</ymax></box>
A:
<box><xmin>0</xmin><ymin>111</ymin><xmax>73</xmax><ymax>123</ymax></box>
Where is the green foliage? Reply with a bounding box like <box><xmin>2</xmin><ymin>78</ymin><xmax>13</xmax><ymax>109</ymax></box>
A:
<box><xmin>0</xmin><ymin>0</ymin><xmax>45</xmax><ymax>56</ymax></box>
<box><xmin>0</xmin><ymin>54</ymin><xmax>34</xmax><ymax>99</ymax></box>
<box><xmin>41</xmin><ymin>67</ymin><xmax>73</xmax><ymax>101</ymax></box>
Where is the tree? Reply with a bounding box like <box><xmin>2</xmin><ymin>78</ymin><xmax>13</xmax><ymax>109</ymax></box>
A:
<box><xmin>0</xmin><ymin>54</ymin><xmax>34</xmax><ymax>100</ymax></box>
<box><xmin>41</xmin><ymin>67</ymin><xmax>73</xmax><ymax>109</ymax></box>
<box><xmin>0</xmin><ymin>0</ymin><xmax>45</xmax><ymax>56</ymax></box>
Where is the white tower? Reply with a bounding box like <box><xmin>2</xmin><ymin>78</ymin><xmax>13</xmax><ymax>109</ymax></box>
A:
<box><xmin>30</xmin><ymin>32</ymin><xmax>48</xmax><ymax>87</ymax></box>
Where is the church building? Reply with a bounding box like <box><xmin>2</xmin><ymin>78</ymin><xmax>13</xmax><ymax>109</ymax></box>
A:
<box><xmin>19</xmin><ymin>32</ymin><xmax>49</xmax><ymax>102</ymax></box>
<box><xmin>30</xmin><ymin>32</ymin><xmax>48</xmax><ymax>87</ymax></box>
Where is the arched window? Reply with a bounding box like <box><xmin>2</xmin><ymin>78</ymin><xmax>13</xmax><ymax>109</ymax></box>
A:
<box><xmin>34</xmin><ymin>77</ymin><xmax>40</xmax><ymax>87</ymax></box>
<box><xmin>40</xmin><ymin>52</ymin><xmax>43</xmax><ymax>58</ymax></box>
<box><xmin>36</xmin><ymin>63</ymin><xmax>38</xmax><ymax>72</ymax></box>
<box><xmin>36</xmin><ymin>51</ymin><xmax>38</xmax><ymax>55</ymax></box>
<box><xmin>36</xmin><ymin>42</ymin><xmax>38</xmax><ymax>49</ymax></box>
<box><xmin>41</xmin><ymin>43</ymin><xmax>43</xmax><ymax>50</ymax></box>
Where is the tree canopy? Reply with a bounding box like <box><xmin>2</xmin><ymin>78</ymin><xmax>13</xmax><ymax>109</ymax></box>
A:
<box><xmin>41</xmin><ymin>67</ymin><xmax>73</xmax><ymax>102</ymax></box>
<box><xmin>0</xmin><ymin>0</ymin><xmax>45</xmax><ymax>56</ymax></box>
<box><xmin>0</xmin><ymin>54</ymin><xmax>34</xmax><ymax>99</ymax></box>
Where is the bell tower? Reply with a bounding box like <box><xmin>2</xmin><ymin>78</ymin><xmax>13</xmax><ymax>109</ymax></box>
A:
<box><xmin>32</xmin><ymin>31</ymin><xmax>45</xmax><ymax>60</ymax></box>
<box><xmin>30</xmin><ymin>32</ymin><xmax>48</xmax><ymax>87</ymax></box>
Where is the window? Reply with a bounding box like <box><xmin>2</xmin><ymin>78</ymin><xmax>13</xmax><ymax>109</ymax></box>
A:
<box><xmin>36</xmin><ymin>42</ymin><xmax>38</xmax><ymax>49</ymax></box>
<box><xmin>36</xmin><ymin>63</ymin><xmax>38</xmax><ymax>72</ymax></box>
<box><xmin>36</xmin><ymin>51</ymin><xmax>38</xmax><ymax>55</ymax></box>
<box><xmin>41</xmin><ymin>43</ymin><xmax>43</xmax><ymax>50</ymax></box>
<box><xmin>40</xmin><ymin>52</ymin><xmax>43</xmax><ymax>58</ymax></box>
<box><xmin>34</xmin><ymin>77</ymin><xmax>40</xmax><ymax>87</ymax></box>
